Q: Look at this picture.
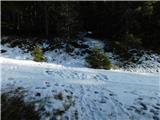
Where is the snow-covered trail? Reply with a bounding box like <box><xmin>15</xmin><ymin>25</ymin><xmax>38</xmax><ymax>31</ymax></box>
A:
<box><xmin>1</xmin><ymin>57</ymin><xmax>160</xmax><ymax>120</ymax></box>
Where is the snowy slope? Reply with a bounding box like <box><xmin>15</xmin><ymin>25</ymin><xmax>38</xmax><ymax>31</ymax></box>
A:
<box><xmin>1</xmin><ymin>57</ymin><xmax>160</xmax><ymax>120</ymax></box>
<box><xmin>1</xmin><ymin>36</ymin><xmax>160</xmax><ymax>73</ymax></box>
<box><xmin>1</xmin><ymin>43</ymin><xmax>33</xmax><ymax>60</ymax></box>
<box><xmin>112</xmin><ymin>51</ymin><xmax>160</xmax><ymax>73</ymax></box>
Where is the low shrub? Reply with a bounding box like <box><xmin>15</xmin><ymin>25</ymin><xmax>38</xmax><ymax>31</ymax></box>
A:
<box><xmin>1</xmin><ymin>91</ymin><xmax>40</xmax><ymax>120</ymax></box>
<box><xmin>1</xmin><ymin>37</ymin><xmax>9</xmax><ymax>45</ymax></box>
<box><xmin>32</xmin><ymin>46</ymin><xmax>47</xmax><ymax>62</ymax></box>
<box><xmin>126</xmin><ymin>33</ymin><xmax>142</xmax><ymax>48</ymax></box>
<box><xmin>86</xmin><ymin>48</ymin><xmax>112</xmax><ymax>69</ymax></box>
<box><xmin>1</xmin><ymin>49</ymin><xmax>7</xmax><ymax>53</ymax></box>
<box><xmin>10</xmin><ymin>39</ymin><xmax>22</xmax><ymax>48</ymax></box>
<box><xmin>65</xmin><ymin>44</ymin><xmax>74</xmax><ymax>53</ymax></box>
<box><xmin>107</xmin><ymin>41</ymin><xmax>132</xmax><ymax>60</ymax></box>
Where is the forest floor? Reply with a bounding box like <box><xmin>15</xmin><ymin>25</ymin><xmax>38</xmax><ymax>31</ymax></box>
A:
<box><xmin>1</xmin><ymin>36</ymin><xmax>160</xmax><ymax>120</ymax></box>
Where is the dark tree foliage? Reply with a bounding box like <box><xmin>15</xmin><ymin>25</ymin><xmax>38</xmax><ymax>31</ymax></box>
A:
<box><xmin>1</xmin><ymin>1</ymin><xmax>160</xmax><ymax>51</ymax></box>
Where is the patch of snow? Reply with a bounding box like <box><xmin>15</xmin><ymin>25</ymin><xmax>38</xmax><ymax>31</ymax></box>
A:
<box><xmin>83</xmin><ymin>37</ymin><xmax>105</xmax><ymax>50</ymax></box>
<box><xmin>42</xmin><ymin>42</ymin><xmax>49</xmax><ymax>49</ymax></box>
<box><xmin>44</xmin><ymin>49</ymin><xmax>87</xmax><ymax>68</ymax></box>
<box><xmin>0</xmin><ymin>44</ymin><xmax>33</xmax><ymax>60</ymax></box>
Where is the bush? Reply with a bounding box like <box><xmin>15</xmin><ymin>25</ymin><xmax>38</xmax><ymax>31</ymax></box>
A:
<box><xmin>10</xmin><ymin>39</ymin><xmax>22</xmax><ymax>48</ymax></box>
<box><xmin>126</xmin><ymin>33</ymin><xmax>142</xmax><ymax>48</ymax></box>
<box><xmin>32</xmin><ymin>46</ymin><xmax>47</xmax><ymax>62</ymax></box>
<box><xmin>1</xmin><ymin>91</ymin><xmax>40</xmax><ymax>120</ymax></box>
<box><xmin>1</xmin><ymin>49</ymin><xmax>7</xmax><ymax>53</ymax></box>
<box><xmin>86</xmin><ymin>48</ymin><xmax>112</xmax><ymax>69</ymax></box>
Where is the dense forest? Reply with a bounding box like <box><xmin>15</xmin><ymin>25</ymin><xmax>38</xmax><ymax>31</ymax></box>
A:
<box><xmin>1</xmin><ymin>1</ymin><xmax>160</xmax><ymax>51</ymax></box>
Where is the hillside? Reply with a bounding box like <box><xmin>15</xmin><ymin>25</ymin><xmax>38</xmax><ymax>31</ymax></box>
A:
<box><xmin>1</xmin><ymin>37</ymin><xmax>160</xmax><ymax>120</ymax></box>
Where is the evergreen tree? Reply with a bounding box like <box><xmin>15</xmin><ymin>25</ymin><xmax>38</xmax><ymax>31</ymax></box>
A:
<box><xmin>55</xmin><ymin>2</ymin><xmax>81</xmax><ymax>43</ymax></box>
<box><xmin>1</xmin><ymin>1</ymin><xmax>160</xmax><ymax>51</ymax></box>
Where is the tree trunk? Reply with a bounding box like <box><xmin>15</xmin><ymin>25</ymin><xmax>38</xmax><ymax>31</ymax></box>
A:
<box><xmin>44</xmin><ymin>3</ymin><xmax>49</xmax><ymax>37</ymax></box>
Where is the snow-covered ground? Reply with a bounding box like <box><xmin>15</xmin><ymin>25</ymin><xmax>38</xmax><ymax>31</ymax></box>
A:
<box><xmin>1</xmin><ymin>37</ymin><xmax>160</xmax><ymax>120</ymax></box>
<box><xmin>1</xmin><ymin>57</ymin><xmax>160</xmax><ymax>120</ymax></box>
<box><xmin>1</xmin><ymin>37</ymin><xmax>160</xmax><ymax>73</ymax></box>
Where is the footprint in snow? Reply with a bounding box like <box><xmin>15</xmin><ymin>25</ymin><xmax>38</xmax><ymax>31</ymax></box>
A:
<box><xmin>86</xmin><ymin>88</ymin><xmax>90</xmax><ymax>92</ymax></box>
<box><xmin>54</xmin><ymin>83</ymin><xmax>59</xmax><ymax>86</ymax></box>
<box><xmin>109</xmin><ymin>93</ymin><xmax>116</xmax><ymax>96</ymax></box>
<box><xmin>35</xmin><ymin>87</ymin><xmax>46</xmax><ymax>89</ymax></box>
<box><xmin>95</xmin><ymin>74</ymin><xmax>108</xmax><ymax>81</ymax></box>
<box><xmin>156</xmin><ymin>103</ymin><xmax>160</xmax><ymax>106</ymax></box>
<box><xmin>150</xmin><ymin>109</ymin><xmax>159</xmax><ymax>116</ymax></box>
<box><xmin>35</xmin><ymin>87</ymin><xmax>41</xmax><ymax>89</ymax></box>
<box><xmin>64</xmin><ymin>89</ymin><xmax>73</xmax><ymax>95</ymax></box>
<box><xmin>45</xmin><ymin>70</ymin><xmax>53</xmax><ymax>75</ymax></box>
<box><xmin>137</xmin><ymin>97</ymin><xmax>143</xmax><ymax>101</ymax></box>
<box><xmin>123</xmin><ymin>91</ymin><xmax>127</xmax><ymax>93</ymax></box>
<box><xmin>44</xmin><ymin>81</ymin><xmax>50</xmax><ymax>87</ymax></box>
<box><xmin>8</xmin><ymin>77</ymin><xmax>14</xmax><ymax>80</ymax></box>
<box><xmin>52</xmin><ymin>90</ymin><xmax>57</xmax><ymax>93</ymax></box>
<box><xmin>42</xmin><ymin>87</ymin><xmax>46</xmax><ymax>89</ymax></box>
<box><xmin>99</xmin><ymin>98</ymin><xmax>106</xmax><ymax>103</ymax></box>
<box><xmin>35</xmin><ymin>92</ymin><xmax>41</xmax><ymax>97</ymax></box>
<box><xmin>150</xmin><ymin>96</ymin><xmax>157</xmax><ymax>100</ymax></box>
<box><xmin>153</xmin><ymin>116</ymin><xmax>159</xmax><ymax>120</ymax></box>
<box><xmin>130</xmin><ymin>91</ymin><xmax>138</xmax><ymax>95</ymax></box>
<box><xmin>139</xmin><ymin>102</ymin><xmax>148</xmax><ymax>110</ymax></box>
<box><xmin>127</xmin><ymin>106</ymin><xmax>136</xmax><ymax>111</ymax></box>
<box><xmin>134</xmin><ymin>108</ymin><xmax>146</xmax><ymax>115</ymax></box>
